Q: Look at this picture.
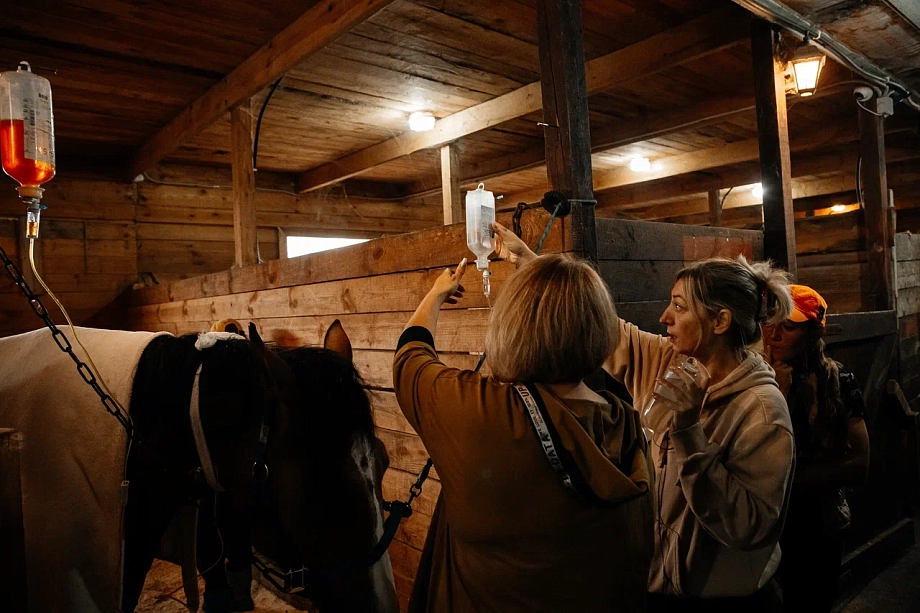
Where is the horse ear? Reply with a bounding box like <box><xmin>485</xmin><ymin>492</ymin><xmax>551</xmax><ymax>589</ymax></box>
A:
<box><xmin>323</xmin><ymin>319</ymin><xmax>353</xmax><ymax>362</ymax></box>
<box><xmin>249</xmin><ymin>322</ymin><xmax>265</xmax><ymax>350</ymax></box>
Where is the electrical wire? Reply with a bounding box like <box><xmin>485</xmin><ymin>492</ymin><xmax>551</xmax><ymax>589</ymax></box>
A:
<box><xmin>253</xmin><ymin>77</ymin><xmax>284</xmax><ymax>173</ymax></box>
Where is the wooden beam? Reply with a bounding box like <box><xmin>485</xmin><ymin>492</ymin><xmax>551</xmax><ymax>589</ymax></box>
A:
<box><xmin>405</xmin><ymin>62</ymin><xmax>860</xmax><ymax>197</ymax></box>
<box><xmin>537</xmin><ymin>0</ymin><xmax>596</xmax><ymax>262</ymax></box>
<box><xmin>881</xmin><ymin>0</ymin><xmax>920</xmax><ymax>33</ymax></box>
<box><xmin>130</xmin><ymin>0</ymin><xmax>396</xmax><ymax>176</ymax></box>
<box><xmin>751</xmin><ymin>18</ymin><xmax>796</xmax><ymax>277</ymax></box>
<box><xmin>593</xmin><ymin>144</ymin><xmax>920</xmax><ymax>213</ymax></box>
<box><xmin>439</xmin><ymin>144</ymin><xmax>462</xmax><ymax>225</ymax></box>
<box><xmin>860</xmin><ymin>103</ymin><xmax>894</xmax><ymax>310</ymax></box>
<box><xmin>231</xmin><ymin>102</ymin><xmax>259</xmax><ymax>267</ymax></box>
<box><xmin>297</xmin><ymin>6</ymin><xmax>750</xmax><ymax>193</ymax></box>
<box><xmin>708</xmin><ymin>190</ymin><xmax>723</xmax><ymax>227</ymax></box>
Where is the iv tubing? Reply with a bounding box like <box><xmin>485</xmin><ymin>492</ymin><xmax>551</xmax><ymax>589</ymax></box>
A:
<box><xmin>28</xmin><ymin>239</ymin><xmax>132</xmax><ymax>429</ymax></box>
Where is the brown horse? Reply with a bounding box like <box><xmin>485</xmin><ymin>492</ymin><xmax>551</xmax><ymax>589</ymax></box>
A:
<box><xmin>123</xmin><ymin>321</ymin><xmax>397</xmax><ymax>612</ymax></box>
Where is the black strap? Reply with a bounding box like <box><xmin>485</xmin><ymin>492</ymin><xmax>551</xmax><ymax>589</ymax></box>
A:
<box><xmin>514</xmin><ymin>383</ymin><xmax>614</xmax><ymax>507</ymax></box>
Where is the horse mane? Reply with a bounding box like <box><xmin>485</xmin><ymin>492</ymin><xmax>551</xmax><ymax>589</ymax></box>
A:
<box><xmin>271</xmin><ymin>346</ymin><xmax>374</xmax><ymax>463</ymax></box>
<box><xmin>129</xmin><ymin>334</ymin><xmax>267</xmax><ymax>473</ymax></box>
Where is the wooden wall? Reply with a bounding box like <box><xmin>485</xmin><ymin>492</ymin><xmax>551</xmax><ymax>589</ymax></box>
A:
<box><xmin>0</xmin><ymin>166</ymin><xmax>436</xmax><ymax>338</ymax></box>
<box><xmin>595</xmin><ymin>218</ymin><xmax>763</xmax><ymax>334</ymax></box>
<box><xmin>896</xmin><ymin>232</ymin><xmax>920</xmax><ymax>401</ymax></box>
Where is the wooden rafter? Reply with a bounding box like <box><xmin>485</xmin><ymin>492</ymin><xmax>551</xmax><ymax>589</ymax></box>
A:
<box><xmin>505</xmin><ymin>113</ymin><xmax>917</xmax><ymax>206</ymax></box>
<box><xmin>297</xmin><ymin>5</ymin><xmax>751</xmax><ymax>193</ymax></box>
<box><xmin>130</xmin><ymin>0</ymin><xmax>396</xmax><ymax>178</ymax></box>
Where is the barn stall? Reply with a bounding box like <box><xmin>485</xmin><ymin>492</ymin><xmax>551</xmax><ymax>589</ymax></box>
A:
<box><xmin>1</xmin><ymin>0</ymin><xmax>919</xmax><ymax>611</ymax></box>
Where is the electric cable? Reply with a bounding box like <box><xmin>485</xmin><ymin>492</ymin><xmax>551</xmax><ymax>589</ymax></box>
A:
<box><xmin>253</xmin><ymin>77</ymin><xmax>284</xmax><ymax>172</ymax></box>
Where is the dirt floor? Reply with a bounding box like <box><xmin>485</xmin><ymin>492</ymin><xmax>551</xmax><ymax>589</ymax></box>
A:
<box><xmin>136</xmin><ymin>559</ymin><xmax>309</xmax><ymax>613</ymax></box>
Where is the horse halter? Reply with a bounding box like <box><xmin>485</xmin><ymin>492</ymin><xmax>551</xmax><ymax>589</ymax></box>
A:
<box><xmin>251</xmin><ymin>459</ymin><xmax>433</xmax><ymax>596</ymax></box>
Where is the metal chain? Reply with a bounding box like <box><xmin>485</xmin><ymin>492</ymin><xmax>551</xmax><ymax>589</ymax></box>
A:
<box><xmin>0</xmin><ymin>242</ymin><xmax>133</xmax><ymax>438</ymax></box>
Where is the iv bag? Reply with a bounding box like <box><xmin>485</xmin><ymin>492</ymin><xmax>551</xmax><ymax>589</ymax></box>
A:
<box><xmin>0</xmin><ymin>62</ymin><xmax>56</xmax><ymax>188</ymax></box>
<box><xmin>465</xmin><ymin>183</ymin><xmax>495</xmax><ymax>271</ymax></box>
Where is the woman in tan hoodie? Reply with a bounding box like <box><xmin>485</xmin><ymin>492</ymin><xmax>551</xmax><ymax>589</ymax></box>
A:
<box><xmin>492</xmin><ymin>222</ymin><xmax>796</xmax><ymax>613</ymax></box>
<box><xmin>394</xmin><ymin>253</ymin><xmax>655</xmax><ymax>612</ymax></box>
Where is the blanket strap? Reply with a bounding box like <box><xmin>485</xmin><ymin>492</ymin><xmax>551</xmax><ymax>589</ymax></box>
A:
<box><xmin>190</xmin><ymin>365</ymin><xmax>224</xmax><ymax>492</ymax></box>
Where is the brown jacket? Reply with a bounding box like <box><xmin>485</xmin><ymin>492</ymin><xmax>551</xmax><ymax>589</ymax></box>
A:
<box><xmin>606</xmin><ymin>319</ymin><xmax>794</xmax><ymax>597</ymax></box>
<box><xmin>394</xmin><ymin>333</ymin><xmax>655</xmax><ymax>613</ymax></box>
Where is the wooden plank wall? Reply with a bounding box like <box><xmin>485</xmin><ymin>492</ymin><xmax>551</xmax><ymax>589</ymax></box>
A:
<box><xmin>0</xmin><ymin>165</ymin><xmax>435</xmax><ymax>338</ymax></box>
<box><xmin>796</xmin><ymin>211</ymin><xmax>868</xmax><ymax>314</ymax></box>
<box><xmin>126</xmin><ymin>209</ymin><xmax>567</xmax><ymax>610</ymax></box>
<box><xmin>596</xmin><ymin>218</ymin><xmax>764</xmax><ymax>334</ymax></box>
<box><xmin>896</xmin><ymin>232</ymin><xmax>920</xmax><ymax>399</ymax></box>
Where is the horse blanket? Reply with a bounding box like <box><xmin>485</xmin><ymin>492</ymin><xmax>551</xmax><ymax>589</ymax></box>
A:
<box><xmin>0</xmin><ymin>327</ymin><xmax>168</xmax><ymax>612</ymax></box>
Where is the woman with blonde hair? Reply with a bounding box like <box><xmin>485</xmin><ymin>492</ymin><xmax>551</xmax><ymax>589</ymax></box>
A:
<box><xmin>493</xmin><ymin>223</ymin><xmax>796</xmax><ymax>613</ymax></box>
<box><xmin>394</xmin><ymin>253</ymin><xmax>655</xmax><ymax>612</ymax></box>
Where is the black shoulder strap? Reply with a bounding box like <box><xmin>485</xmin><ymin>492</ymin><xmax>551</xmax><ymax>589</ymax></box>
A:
<box><xmin>513</xmin><ymin>383</ymin><xmax>612</xmax><ymax>506</ymax></box>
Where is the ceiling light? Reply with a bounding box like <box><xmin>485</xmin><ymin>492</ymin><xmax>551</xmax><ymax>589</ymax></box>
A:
<box><xmin>408</xmin><ymin>111</ymin><xmax>435</xmax><ymax>132</ymax></box>
<box><xmin>751</xmin><ymin>183</ymin><xmax>763</xmax><ymax>199</ymax></box>
<box><xmin>629</xmin><ymin>157</ymin><xmax>651</xmax><ymax>172</ymax></box>
<box><xmin>789</xmin><ymin>52</ymin><xmax>826</xmax><ymax>97</ymax></box>
<box><xmin>831</xmin><ymin>204</ymin><xmax>847</xmax><ymax>213</ymax></box>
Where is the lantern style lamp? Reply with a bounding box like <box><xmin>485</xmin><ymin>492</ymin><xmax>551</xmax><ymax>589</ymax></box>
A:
<box><xmin>789</xmin><ymin>51</ymin><xmax>826</xmax><ymax>97</ymax></box>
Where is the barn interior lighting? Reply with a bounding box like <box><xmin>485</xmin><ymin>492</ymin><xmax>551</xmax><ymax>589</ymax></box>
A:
<box><xmin>408</xmin><ymin>111</ymin><xmax>436</xmax><ymax>132</ymax></box>
<box><xmin>629</xmin><ymin>157</ymin><xmax>651</xmax><ymax>172</ymax></box>
<box><xmin>831</xmin><ymin>204</ymin><xmax>847</xmax><ymax>213</ymax></box>
<box><xmin>789</xmin><ymin>51</ymin><xmax>826</xmax><ymax>97</ymax></box>
<box><xmin>751</xmin><ymin>183</ymin><xmax>764</xmax><ymax>199</ymax></box>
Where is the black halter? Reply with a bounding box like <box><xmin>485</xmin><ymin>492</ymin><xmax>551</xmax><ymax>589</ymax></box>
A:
<box><xmin>244</xmin><ymin>418</ymin><xmax>432</xmax><ymax>596</ymax></box>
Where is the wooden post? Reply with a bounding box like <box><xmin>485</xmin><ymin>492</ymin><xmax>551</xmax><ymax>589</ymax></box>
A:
<box><xmin>440</xmin><ymin>144</ymin><xmax>462</xmax><ymax>225</ymax></box>
<box><xmin>751</xmin><ymin>19</ymin><xmax>797</xmax><ymax>279</ymax></box>
<box><xmin>708</xmin><ymin>189</ymin><xmax>722</xmax><ymax>227</ymax></box>
<box><xmin>536</xmin><ymin>0</ymin><xmax>596</xmax><ymax>263</ymax></box>
<box><xmin>0</xmin><ymin>429</ymin><xmax>28</xmax><ymax>612</ymax></box>
<box><xmin>231</xmin><ymin>100</ymin><xmax>259</xmax><ymax>267</ymax></box>
<box><xmin>860</xmin><ymin>105</ymin><xmax>894</xmax><ymax>310</ymax></box>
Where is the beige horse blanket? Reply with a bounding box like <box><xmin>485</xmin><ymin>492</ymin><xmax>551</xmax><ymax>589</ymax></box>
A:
<box><xmin>0</xmin><ymin>327</ymin><xmax>168</xmax><ymax>612</ymax></box>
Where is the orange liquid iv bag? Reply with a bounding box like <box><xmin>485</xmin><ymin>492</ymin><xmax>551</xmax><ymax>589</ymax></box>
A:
<box><xmin>0</xmin><ymin>61</ymin><xmax>56</xmax><ymax>238</ymax></box>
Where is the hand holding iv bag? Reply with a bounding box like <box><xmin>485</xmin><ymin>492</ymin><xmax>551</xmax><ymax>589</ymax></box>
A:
<box><xmin>465</xmin><ymin>183</ymin><xmax>495</xmax><ymax>296</ymax></box>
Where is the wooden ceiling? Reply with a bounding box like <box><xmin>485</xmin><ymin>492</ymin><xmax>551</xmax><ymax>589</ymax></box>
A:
<box><xmin>3</xmin><ymin>0</ymin><xmax>919</xmax><ymax>219</ymax></box>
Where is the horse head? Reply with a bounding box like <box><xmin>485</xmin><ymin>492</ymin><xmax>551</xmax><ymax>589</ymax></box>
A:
<box><xmin>249</xmin><ymin>321</ymin><xmax>399</xmax><ymax>613</ymax></box>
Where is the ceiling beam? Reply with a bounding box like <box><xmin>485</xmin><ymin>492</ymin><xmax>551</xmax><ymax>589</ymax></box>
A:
<box><xmin>296</xmin><ymin>5</ymin><xmax>751</xmax><ymax>193</ymax></box>
<box><xmin>130</xmin><ymin>0</ymin><xmax>395</xmax><ymax>178</ymax></box>
<box><xmin>507</xmin><ymin>112</ymin><xmax>917</xmax><ymax>205</ymax></box>
<box><xmin>882</xmin><ymin>0</ymin><xmax>920</xmax><ymax>32</ymax></box>
<box><xmin>406</xmin><ymin>60</ymin><xmax>859</xmax><ymax>196</ymax></box>
<box><xmin>604</xmin><ymin>154</ymin><xmax>920</xmax><ymax>221</ymax></box>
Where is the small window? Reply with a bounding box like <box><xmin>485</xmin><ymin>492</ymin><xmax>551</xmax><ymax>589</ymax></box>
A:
<box><xmin>286</xmin><ymin>236</ymin><xmax>369</xmax><ymax>258</ymax></box>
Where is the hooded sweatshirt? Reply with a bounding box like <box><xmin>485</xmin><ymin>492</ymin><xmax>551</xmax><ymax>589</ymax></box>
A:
<box><xmin>606</xmin><ymin>319</ymin><xmax>794</xmax><ymax>597</ymax></box>
<box><xmin>394</xmin><ymin>327</ymin><xmax>655</xmax><ymax>613</ymax></box>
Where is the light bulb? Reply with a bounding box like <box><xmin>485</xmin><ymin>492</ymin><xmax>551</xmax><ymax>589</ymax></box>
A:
<box><xmin>408</xmin><ymin>111</ymin><xmax>436</xmax><ymax>132</ymax></box>
<box><xmin>751</xmin><ymin>183</ymin><xmax>764</xmax><ymax>199</ymax></box>
<box><xmin>831</xmin><ymin>204</ymin><xmax>847</xmax><ymax>213</ymax></box>
<box><xmin>629</xmin><ymin>157</ymin><xmax>651</xmax><ymax>172</ymax></box>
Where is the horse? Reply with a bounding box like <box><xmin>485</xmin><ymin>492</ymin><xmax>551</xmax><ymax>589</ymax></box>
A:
<box><xmin>0</xmin><ymin>320</ymin><xmax>397</xmax><ymax>613</ymax></box>
<box><xmin>124</xmin><ymin>321</ymin><xmax>398</xmax><ymax>613</ymax></box>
